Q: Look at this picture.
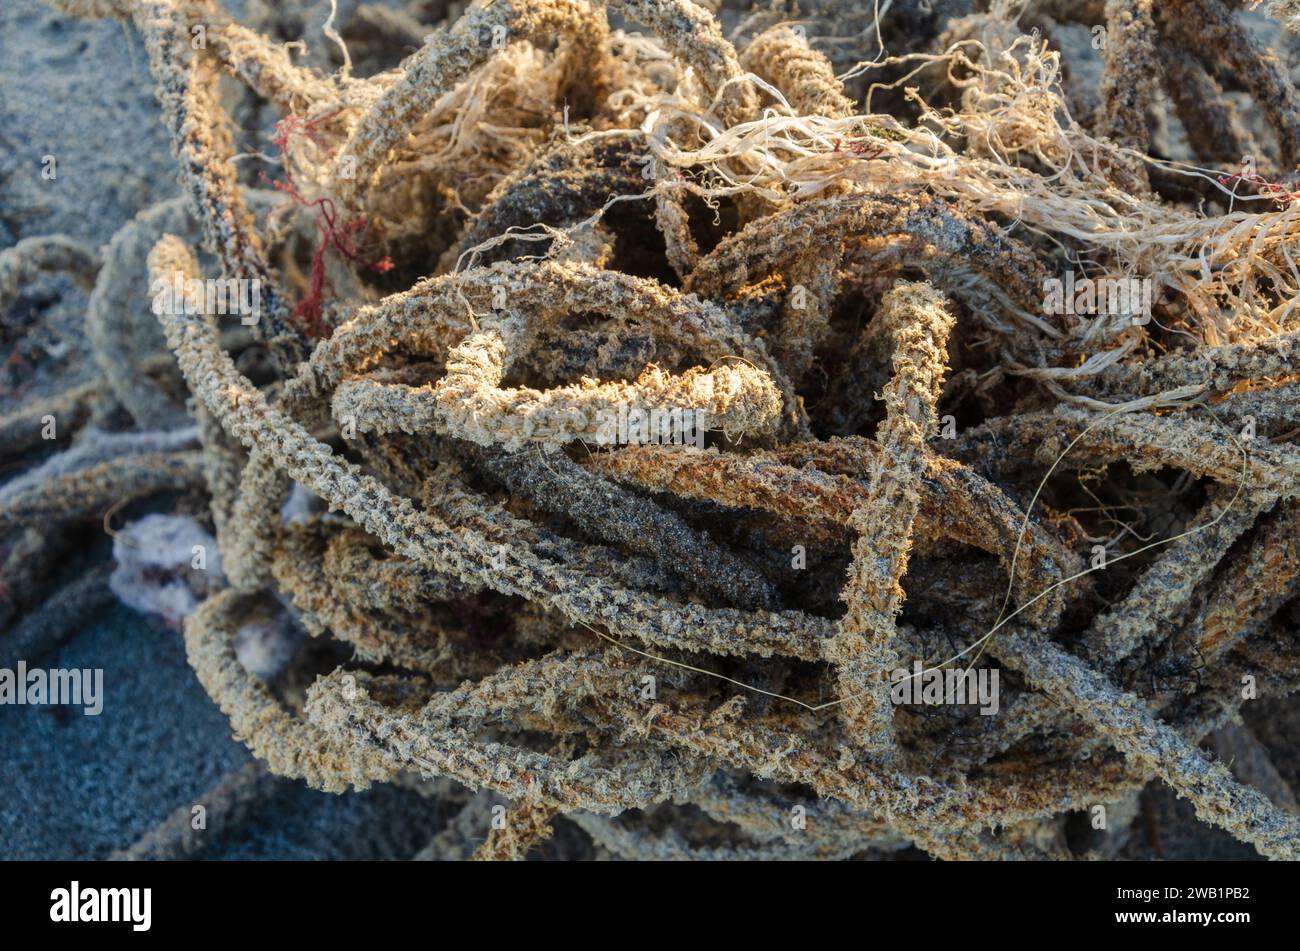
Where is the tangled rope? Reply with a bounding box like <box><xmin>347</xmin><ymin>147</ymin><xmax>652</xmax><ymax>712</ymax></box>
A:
<box><xmin>8</xmin><ymin>0</ymin><xmax>1300</xmax><ymax>860</ymax></box>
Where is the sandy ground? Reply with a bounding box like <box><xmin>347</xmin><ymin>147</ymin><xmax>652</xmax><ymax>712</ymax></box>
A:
<box><xmin>0</xmin><ymin>601</ymin><xmax>443</xmax><ymax>860</ymax></box>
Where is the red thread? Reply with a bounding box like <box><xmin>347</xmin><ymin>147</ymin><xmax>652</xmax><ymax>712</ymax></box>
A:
<box><xmin>262</xmin><ymin>114</ymin><xmax>393</xmax><ymax>338</ymax></box>
<box><xmin>1218</xmin><ymin>170</ymin><xmax>1300</xmax><ymax>208</ymax></box>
